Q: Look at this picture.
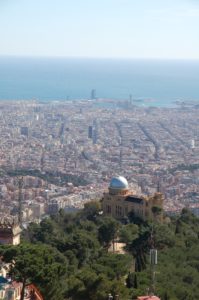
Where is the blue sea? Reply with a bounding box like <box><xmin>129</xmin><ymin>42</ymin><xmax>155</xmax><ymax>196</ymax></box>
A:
<box><xmin>0</xmin><ymin>56</ymin><xmax>199</xmax><ymax>107</ymax></box>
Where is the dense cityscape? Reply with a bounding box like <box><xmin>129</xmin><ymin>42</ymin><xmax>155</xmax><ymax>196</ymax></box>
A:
<box><xmin>0</xmin><ymin>99</ymin><xmax>199</xmax><ymax>223</ymax></box>
<box><xmin>1</xmin><ymin>0</ymin><xmax>199</xmax><ymax>299</ymax></box>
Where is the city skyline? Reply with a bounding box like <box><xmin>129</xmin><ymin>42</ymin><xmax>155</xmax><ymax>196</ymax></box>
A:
<box><xmin>0</xmin><ymin>0</ymin><xmax>199</xmax><ymax>59</ymax></box>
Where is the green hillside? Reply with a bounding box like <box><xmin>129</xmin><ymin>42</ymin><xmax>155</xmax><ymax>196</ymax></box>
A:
<box><xmin>1</xmin><ymin>204</ymin><xmax>199</xmax><ymax>300</ymax></box>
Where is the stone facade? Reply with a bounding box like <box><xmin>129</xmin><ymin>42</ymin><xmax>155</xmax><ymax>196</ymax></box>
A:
<box><xmin>102</xmin><ymin>176</ymin><xmax>163</xmax><ymax>221</ymax></box>
<box><xmin>0</xmin><ymin>217</ymin><xmax>21</xmax><ymax>245</ymax></box>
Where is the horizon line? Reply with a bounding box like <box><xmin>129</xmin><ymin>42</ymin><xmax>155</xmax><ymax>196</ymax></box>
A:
<box><xmin>1</xmin><ymin>54</ymin><xmax>199</xmax><ymax>61</ymax></box>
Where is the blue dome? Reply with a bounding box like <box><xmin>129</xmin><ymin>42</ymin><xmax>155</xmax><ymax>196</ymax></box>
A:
<box><xmin>109</xmin><ymin>176</ymin><xmax>128</xmax><ymax>190</ymax></box>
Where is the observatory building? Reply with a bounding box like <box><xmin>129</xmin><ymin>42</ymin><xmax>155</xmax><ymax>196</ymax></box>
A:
<box><xmin>102</xmin><ymin>176</ymin><xmax>163</xmax><ymax>221</ymax></box>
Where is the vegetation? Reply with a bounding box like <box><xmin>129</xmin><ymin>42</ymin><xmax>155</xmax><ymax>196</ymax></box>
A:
<box><xmin>2</xmin><ymin>204</ymin><xmax>199</xmax><ymax>299</ymax></box>
<box><xmin>0</xmin><ymin>243</ymin><xmax>67</xmax><ymax>300</ymax></box>
<box><xmin>169</xmin><ymin>163</ymin><xmax>199</xmax><ymax>174</ymax></box>
<box><xmin>6</xmin><ymin>168</ymin><xmax>89</xmax><ymax>186</ymax></box>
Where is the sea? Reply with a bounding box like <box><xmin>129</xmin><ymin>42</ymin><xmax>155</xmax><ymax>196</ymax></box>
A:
<box><xmin>0</xmin><ymin>56</ymin><xmax>199</xmax><ymax>107</ymax></box>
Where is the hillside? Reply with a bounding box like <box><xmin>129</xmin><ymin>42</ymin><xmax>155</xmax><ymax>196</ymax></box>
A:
<box><xmin>1</xmin><ymin>204</ymin><xmax>199</xmax><ymax>300</ymax></box>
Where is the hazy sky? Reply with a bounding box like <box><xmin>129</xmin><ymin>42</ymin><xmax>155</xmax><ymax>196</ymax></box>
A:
<box><xmin>0</xmin><ymin>0</ymin><xmax>199</xmax><ymax>59</ymax></box>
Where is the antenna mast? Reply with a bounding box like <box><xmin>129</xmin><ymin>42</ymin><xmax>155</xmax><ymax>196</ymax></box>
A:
<box><xmin>150</xmin><ymin>249</ymin><xmax>157</xmax><ymax>295</ymax></box>
<box><xmin>149</xmin><ymin>227</ymin><xmax>158</xmax><ymax>296</ymax></box>
<box><xmin>17</xmin><ymin>176</ymin><xmax>23</xmax><ymax>226</ymax></box>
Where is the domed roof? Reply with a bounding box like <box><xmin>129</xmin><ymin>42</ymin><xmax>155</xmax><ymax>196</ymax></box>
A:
<box><xmin>109</xmin><ymin>176</ymin><xmax>128</xmax><ymax>190</ymax></box>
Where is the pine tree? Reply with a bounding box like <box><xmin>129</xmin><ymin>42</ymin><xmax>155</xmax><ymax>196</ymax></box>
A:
<box><xmin>133</xmin><ymin>274</ymin><xmax>138</xmax><ymax>289</ymax></box>
<box><xmin>163</xmin><ymin>291</ymin><xmax>169</xmax><ymax>300</ymax></box>
<box><xmin>126</xmin><ymin>272</ymin><xmax>134</xmax><ymax>289</ymax></box>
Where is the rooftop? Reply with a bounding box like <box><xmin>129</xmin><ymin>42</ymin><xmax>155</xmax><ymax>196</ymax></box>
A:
<box><xmin>137</xmin><ymin>296</ymin><xmax>161</xmax><ymax>300</ymax></box>
<box><xmin>125</xmin><ymin>195</ymin><xmax>144</xmax><ymax>204</ymax></box>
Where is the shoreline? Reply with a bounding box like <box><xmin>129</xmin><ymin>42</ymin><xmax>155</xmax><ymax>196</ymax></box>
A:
<box><xmin>0</xmin><ymin>97</ymin><xmax>199</xmax><ymax>109</ymax></box>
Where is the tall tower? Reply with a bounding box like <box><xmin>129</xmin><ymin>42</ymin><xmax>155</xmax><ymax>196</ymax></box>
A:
<box><xmin>91</xmin><ymin>89</ymin><xmax>96</xmax><ymax>100</ymax></box>
<box><xmin>149</xmin><ymin>249</ymin><xmax>158</xmax><ymax>296</ymax></box>
<box><xmin>88</xmin><ymin>126</ymin><xmax>93</xmax><ymax>139</ymax></box>
<box><xmin>136</xmin><ymin>233</ymin><xmax>160</xmax><ymax>300</ymax></box>
<box><xmin>191</xmin><ymin>139</ymin><xmax>195</xmax><ymax>149</ymax></box>
<box><xmin>119</xmin><ymin>149</ymin><xmax>122</xmax><ymax>170</ymax></box>
<box><xmin>17</xmin><ymin>177</ymin><xmax>23</xmax><ymax>226</ymax></box>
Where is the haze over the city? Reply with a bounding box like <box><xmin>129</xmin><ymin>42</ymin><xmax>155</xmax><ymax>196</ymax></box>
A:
<box><xmin>0</xmin><ymin>0</ymin><xmax>199</xmax><ymax>59</ymax></box>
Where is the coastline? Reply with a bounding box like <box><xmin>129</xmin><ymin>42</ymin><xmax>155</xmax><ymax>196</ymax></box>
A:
<box><xmin>1</xmin><ymin>97</ymin><xmax>199</xmax><ymax>109</ymax></box>
<box><xmin>0</xmin><ymin>57</ymin><xmax>199</xmax><ymax>107</ymax></box>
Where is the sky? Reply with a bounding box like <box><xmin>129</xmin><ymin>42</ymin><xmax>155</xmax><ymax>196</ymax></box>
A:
<box><xmin>0</xmin><ymin>0</ymin><xmax>199</xmax><ymax>59</ymax></box>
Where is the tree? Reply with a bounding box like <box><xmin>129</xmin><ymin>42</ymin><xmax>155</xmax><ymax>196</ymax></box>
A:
<box><xmin>154</xmin><ymin>224</ymin><xmax>175</xmax><ymax>249</ymax></box>
<box><xmin>0</xmin><ymin>243</ymin><xmax>68</xmax><ymax>300</ymax></box>
<box><xmin>98</xmin><ymin>217</ymin><xmax>120</xmax><ymax>249</ymax></box>
<box><xmin>68</xmin><ymin>229</ymin><xmax>100</xmax><ymax>266</ymax></box>
<box><xmin>134</xmin><ymin>274</ymin><xmax>138</xmax><ymax>289</ymax></box>
<box><xmin>128</xmin><ymin>210</ymin><xmax>146</xmax><ymax>226</ymax></box>
<box><xmin>19</xmin><ymin>207</ymin><xmax>199</xmax><ymax>300</ymax></box>
<box><xmin>26</xmin><ymin>219</ymin><xmax>54</xmax><ymax>243</ymax></box>
<box><xmin>126</xmin><ymin>272</ymin><xmax>134</xmax><ymax>289</ymax></box>
<box><xmin>128</xmin><ymin>227</ymin><xmax>151</xmax><ymax>272</ymax></box>
<box><xmin>119</xmin><ymin>224</ymin><xmax>138</xmax><ymax>244</ymax></box>
<box><xmin>152</xmin><ymin>206</ymin><xmax>162</xmax><ymax>215</ymax></box>
<box><xmin>83</xmin><ymin>201</ymin><xmax>101</xmax><ymax>221</ymax></box>
<box><xmin>151</xmin><ymin>206</ymin><xmax>162</xmax><ymax>222</ymax></box>
<box><xmin>94</xmin><ymin>253</ymin><xmax>132</xmax><ymax>280</ymax></box>
<box><xmin>163</xmin><ymin>292</ymin><xmax>169</xmax><ymax>300</ymax></box>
